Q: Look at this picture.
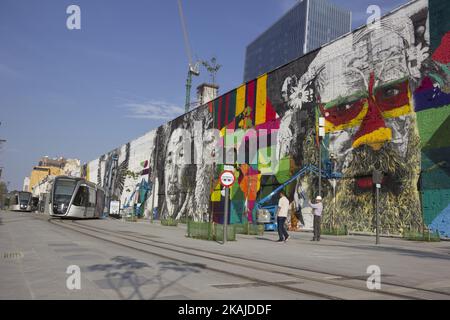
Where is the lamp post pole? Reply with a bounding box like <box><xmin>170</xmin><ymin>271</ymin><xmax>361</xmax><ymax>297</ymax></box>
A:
<box><xmin>376</xmin><ymin>184</ymin><xmax>380</xmax><ymax>244</ymax></box>
<box><xmin>372</xmin><ymin>170</ymin><xmax>383</xmax><ymax>245</ymax></box>
<box><xmin>318</xmin><ymin>117</ymin><xmax>325</xmax><ymax>197</ymax></box>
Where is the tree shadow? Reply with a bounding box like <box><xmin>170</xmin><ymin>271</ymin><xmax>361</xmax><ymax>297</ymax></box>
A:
<box><xmin>87</xmin><ymin>256</ymin><xmax>205</xmax><ymax>300</ymax></box>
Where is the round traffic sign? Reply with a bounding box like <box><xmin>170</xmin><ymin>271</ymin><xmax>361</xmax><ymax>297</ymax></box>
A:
<box><xmin>219</xmin><ymin>170</ymin><xmax>235</xmax><ymax>187</ymax></box>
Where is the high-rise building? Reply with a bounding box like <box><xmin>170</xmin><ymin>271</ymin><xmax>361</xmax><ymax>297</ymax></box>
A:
<box><xmin>243</xmin><ymin>0</ymin><xmax>351</xmax><ymax>82</ymax></box>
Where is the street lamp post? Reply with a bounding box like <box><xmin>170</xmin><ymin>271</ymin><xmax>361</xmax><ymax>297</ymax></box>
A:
<box><xmin>318</xmin><ymin>117</ymin><xmax>325</xmax><ymax>197</ymax></box>
<box><xmin>372</xmin><ymin>170</ymin><xmax>383</xmax><ymax>245</ymax></box>
<box><xmin>329</xmin><ymin>153</ymin><xmax>337</xmax><ymax>230</ymax></box>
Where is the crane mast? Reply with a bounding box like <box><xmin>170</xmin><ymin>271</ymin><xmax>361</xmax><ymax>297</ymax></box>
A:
<box><xmin>177</xmin><ymin>0</ymin><xmax>199</xmax><ymax>113</ymax></box>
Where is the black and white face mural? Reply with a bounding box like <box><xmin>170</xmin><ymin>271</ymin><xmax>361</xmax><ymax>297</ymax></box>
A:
<box><xmin>156</xmin><ymin>107</ymin><xmax>213</xmax><ymax>221</ymax></box>
<box><xmin>98</xmin><ymin>143</ymin><xmax>130</xmax><ymax>202</ymax></box>
<box><xmin>163</xmin><ymin>127</ymin><xmax>194</xmax><ymax>219</ymax></box>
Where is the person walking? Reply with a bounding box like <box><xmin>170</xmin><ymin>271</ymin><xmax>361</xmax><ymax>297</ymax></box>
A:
<box><xmin>310</xmin><ymin>196</ymin><xmax>323</xmax><ymax>241</ymax></box>
<box><xmin>276</xmin><ymin>191</ymin><xmax>290</xmax><ymax>242</ymax></box>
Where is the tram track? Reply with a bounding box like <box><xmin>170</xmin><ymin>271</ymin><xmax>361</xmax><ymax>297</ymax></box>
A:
<box><xmin>32</xmin><ymin>214</ymin><xmax>450</xmax><ymax>300</ymax></box>
<box><xmin>70</xmin><ymin>219</ymin><xmax>450</xmax><ymax>299</ymax></box>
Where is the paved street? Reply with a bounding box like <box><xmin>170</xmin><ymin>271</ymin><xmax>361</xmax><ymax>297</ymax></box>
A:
<box><xmin>1</xmin><ymin>210</ymin><xmax>450</xmax><ymax>300</ymax></box>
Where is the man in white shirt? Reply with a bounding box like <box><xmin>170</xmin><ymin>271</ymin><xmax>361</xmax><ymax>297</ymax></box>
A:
<box><xmin>276</xmin><ymin>191</ymin><xmax>290</xmax><ymax>242</ymax></box>
<box><xmin>309</xmin><ymin>196</ymin><xmax>323</xmax><ymax>241</ymax></box>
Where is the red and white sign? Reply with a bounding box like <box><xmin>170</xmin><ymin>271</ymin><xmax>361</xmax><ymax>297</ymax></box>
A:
<box><xmin>219</xmin><ymin>170</ymin><xmax>235</xmax><ymax>188</ymax></box>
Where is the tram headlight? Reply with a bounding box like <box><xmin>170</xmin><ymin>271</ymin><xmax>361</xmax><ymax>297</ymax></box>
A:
<box><xmin>59</xmin><ymin>203</ymin><xmax>67</xmax><ymax>214</ymax></box>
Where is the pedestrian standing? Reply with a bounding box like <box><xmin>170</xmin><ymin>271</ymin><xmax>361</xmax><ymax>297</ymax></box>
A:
<box><xmin>309</xmin><ymin>196</ymin><xmax>323</xmax><ymax>241</ymax></box>
<box><xmin>276</xmin><ymin>191</ymin><xmax>290</xmax><ymax>242</ymax></box>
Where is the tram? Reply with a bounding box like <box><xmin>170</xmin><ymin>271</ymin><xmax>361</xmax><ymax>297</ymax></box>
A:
<box><xmin>6</xmin><ymin>191</ymin><xmax>32</xmax><ymax>212</ymax></box>
<box><xmin>46</xmin><ymin>176</ymin><xmax>105</xmax><ymax>219</ymax></box>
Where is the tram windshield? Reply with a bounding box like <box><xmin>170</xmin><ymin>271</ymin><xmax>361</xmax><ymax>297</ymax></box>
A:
<box><xmin>53</xmin><ymin>179</ymin><xmax>77</xmax><ymax>214</ymax></box>
<box><xmin>18</xmin><ymin>192</ymin><xmax>31</xmax><ymax>205</ymax></box>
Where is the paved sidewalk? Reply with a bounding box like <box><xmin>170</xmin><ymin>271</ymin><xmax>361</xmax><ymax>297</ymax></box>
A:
<box><xmin>1</xmin><ymin>210</ymin><xmax>450</xmax><ymax>299</ymax></box>
<box><xmin>83</xmin><ymin>215</ymin><xmax>450</xmax><ymax>292</ymax></box>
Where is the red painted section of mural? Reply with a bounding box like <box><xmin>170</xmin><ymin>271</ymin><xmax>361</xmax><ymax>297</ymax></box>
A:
<box><xmin>320</xmin><ymin>99</ymin><xmax>365</xmax><ymax>126</ymax></box>
<box><xmin>217</xmin><ymin>96</ymin><xmax>222</xmax><ymax>130</ymax></box>
<box><xmin>432</xmin><ymin>31</ymin><xmax>450</xmax><ymax>64</ymax></box>
<box><xmin>375</xmin><ymin>80</ymin><xmax>409</xmax><ymax>111</ymax></box>
<box><xmin>353</xmin><ymin>72</ymin><xmax>388</xmax><ymax>145</ymax></box>
<box><xmin>208</xmin><ymin>101</ymin><xmax>213</xmax><ymax>113</ymax></box>
<box><xmin>266</xmin><ymin>98</ymin><xmax>277</xmax><ymax>122</ymax></box>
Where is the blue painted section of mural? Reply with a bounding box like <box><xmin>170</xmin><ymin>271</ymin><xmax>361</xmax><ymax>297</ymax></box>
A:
<box><xmin>429</xmin><ymin>203</ymin><xmax>450</xmax><ymax>237</ymax></box>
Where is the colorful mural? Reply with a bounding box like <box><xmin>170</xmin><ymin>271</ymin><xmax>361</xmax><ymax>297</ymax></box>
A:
<box><xmin>83</xmin><ymin>0</ymin><xmax>450</xmax><ymax>237</ymax></box>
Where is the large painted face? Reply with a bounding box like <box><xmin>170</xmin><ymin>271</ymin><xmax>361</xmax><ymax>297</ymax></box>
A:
<box><xmin>164</xmin><ymin>128</ymin><xmax>188</xmax><ymax>217</ymax></box>
<box><xmin>315</xmin><ymin>24</ymin><xmax>420</xmax><ymax>194</ymax></box>
<box><xmin>294</xmin><ymin>14</ymin><xmax>426</xmax><ymax>232</ymax></box>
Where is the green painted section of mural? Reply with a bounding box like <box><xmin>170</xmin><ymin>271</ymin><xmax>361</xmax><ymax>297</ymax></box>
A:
<box><xmin>417</xmin><ymin>104</ymin><xmax>450</xmax><ymax>148</ymax></box>
<box><xmin>429</xmin><ymin>0</ymin><xmax>450</xmax><ymax>51</ymax></box>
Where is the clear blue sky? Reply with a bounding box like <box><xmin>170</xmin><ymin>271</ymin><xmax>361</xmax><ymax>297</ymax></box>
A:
<box><xmin>0</xmin><ymin>0</ymin><xmax>407</xmax><ymax>190</ymax></box>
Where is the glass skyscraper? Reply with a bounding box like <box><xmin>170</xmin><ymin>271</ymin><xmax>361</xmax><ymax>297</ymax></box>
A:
<box><xmin>244</xmin><ymin>0</ymin><xmax>351</xmax><ymax>82</ymax></box>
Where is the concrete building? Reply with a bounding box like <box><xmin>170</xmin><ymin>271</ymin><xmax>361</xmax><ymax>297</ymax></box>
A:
<box><xmin>27</xmin><ymin>157</ymin><xmax>81</xmax><ymax>192</ymax></box>
<box><xmin>28</xmin><ymin>166</ymin><xmax>62</xmax><ymax>192</ymax></box>
<box><xmin>243</xmin><ymin>0</ymin><xmax>351</xmax><ymax>82</ymax></box>
<box><xmin>22</xmin><ymin>177</ymin><xmax>30</xmax><ymax>192</ymax></box>
<box><xmin>197</xmin><ymin>83</ymin><xmax>219</xmax><ymax>106</ymax></box>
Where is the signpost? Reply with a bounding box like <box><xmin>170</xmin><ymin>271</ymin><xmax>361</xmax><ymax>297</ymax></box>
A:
<box><xmin>372</xmin><ymin>170</ymin><xmax>383</xmax><ymax>245</ymax></box>
<box><xmin>219</xmin><ymin>170</ymin><xmax>235</xmax><ymax>244</ymax></box>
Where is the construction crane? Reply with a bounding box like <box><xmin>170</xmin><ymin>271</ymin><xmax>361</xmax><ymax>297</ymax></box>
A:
<box><xmin>177</xmin><ymin>0</ymin><xmax>200</xmax><ymax>113</ymax></box>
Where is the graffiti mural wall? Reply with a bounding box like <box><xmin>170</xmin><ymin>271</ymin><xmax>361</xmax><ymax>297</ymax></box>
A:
<box><xmin>83</xmin><ymin>0</ymin><xmax>449</xmax><ymax>237</ymax></box>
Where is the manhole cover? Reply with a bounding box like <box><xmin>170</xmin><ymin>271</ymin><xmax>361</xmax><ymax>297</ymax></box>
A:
<box><xmin>3</xmin><ymin>252</ymin><xmax>24</xmax><ymax>259</ymax></box>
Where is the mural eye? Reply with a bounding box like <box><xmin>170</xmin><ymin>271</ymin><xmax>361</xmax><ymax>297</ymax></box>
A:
<box><xmin>336</xmin><ymin>102</ymin><xmax>354</xmax><ymax>113</ymax></box>
<box><xmin>384</xmin><ymin>87</ymin><xmax>400</xmax><ymax>98</ymax></box>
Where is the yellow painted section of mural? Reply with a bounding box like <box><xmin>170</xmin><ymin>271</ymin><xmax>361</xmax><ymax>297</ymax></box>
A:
<box><xmin>352</xmin><ymin>127</ymin><xmax>393</xmax><ymax>150</ymax></box>
<box><xmin>255</xmin><ymin>74</ymin><xmax>267</xmax><ymax>126</ymax></box>
<box><xmin>211</xmin><ymin>182</ymin><xmax>222</xmax><ymax>201</ymax></box>
<box><xmin>236</xmin><ymin>84</ymin><xmax>246</xmax><ymax>116</ymax></box>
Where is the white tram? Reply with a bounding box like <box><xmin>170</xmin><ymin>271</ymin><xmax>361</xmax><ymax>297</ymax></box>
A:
<box><xmin>6</xmin><ymin>191</ymin><xmax>32</xmax><ymax>212</ymax></box>
<box><xmin>47</xmin><ymin>176</ymin><xmax>105</xmax><ymax>219</ymax></box>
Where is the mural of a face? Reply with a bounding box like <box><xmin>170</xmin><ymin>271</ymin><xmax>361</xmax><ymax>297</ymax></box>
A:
<box><xmin>193</xmin><ymin>116</ymin><xmax>216</xmax><ymax>222</ymax></box>
<box><xmin>164</xmin><ymin>128</ymin><xmax>190</xmax><ymax>219</ymax></box>
<box><xmin>301</xmin><ymin>14</ymin><xmax>426</xmax><ymax>233</ymax></box>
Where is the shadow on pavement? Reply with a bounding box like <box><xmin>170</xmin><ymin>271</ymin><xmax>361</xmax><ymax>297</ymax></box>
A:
<box><xmin>87</xmin><ymin>256</ymin><xmax>205</xmax><ymax>300</ymax></box>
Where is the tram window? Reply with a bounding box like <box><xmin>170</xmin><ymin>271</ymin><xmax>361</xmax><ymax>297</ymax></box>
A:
<box><xmin>96</xmin><ymin>190</ymin><xmax>105</xmax><ymax>213</ymax></box>
<box><xmin>88</xmin><ymin>187</ymin><xmax>96</xmax><ymax>207</ymax></box>
<box><xmin>72</xmin><ymin>186</ymin><xmax>89</xmax><ymax>207</ymax></box>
